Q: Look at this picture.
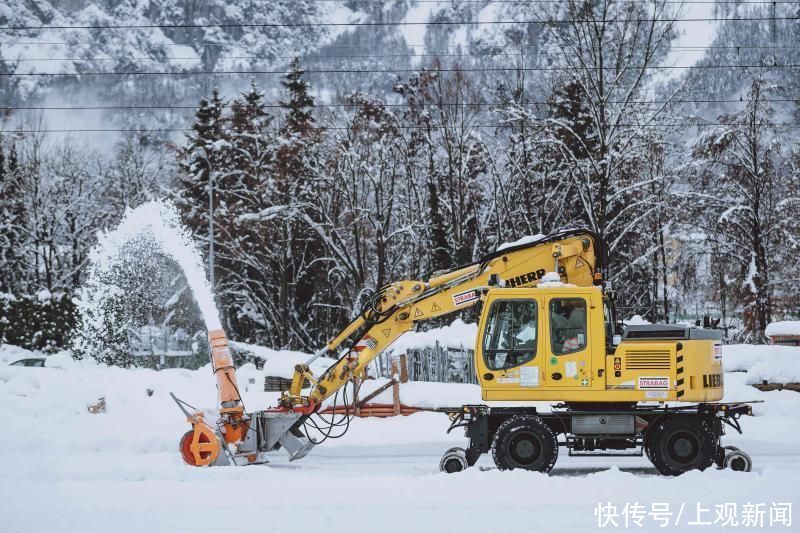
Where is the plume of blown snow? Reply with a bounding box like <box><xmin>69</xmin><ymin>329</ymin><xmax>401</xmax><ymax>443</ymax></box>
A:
<box><xmin>84</xmin><ymin>200</ymin><xmax>221</xmax><ymax>330</ymax></box>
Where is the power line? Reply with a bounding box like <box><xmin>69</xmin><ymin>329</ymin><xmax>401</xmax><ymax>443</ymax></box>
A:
<box><xmin>8</xmin><ymin>44</ymin><xmax>800</xmax><ymax>63</ymax></box>
<box><xmin>3</xmin><ymin>98</ymin><xmax>798</xmax><ymax>112</ymax></box>
<box><xmin>2</xmin><ymin>15</ymin><xmax>798</xmax><ymax>31</ymax></box>
<box><xmin>4</xmin><ymin>122</ymin><xmax>798</xmax><ymax>135</ymax></box>
<box><xmin>2</xmin><ymin>63</ymin><xmax>796</xmax><ymax>77</ymax></box>
<box><xmin>3</xmin><ymin>41</ymin><xmax>797</xmax><ymax>51</ymax></box>
<box><xmin>304</xmin><ymin>0</ymin><xmax>798</xmax><ymax>3</ymax></box>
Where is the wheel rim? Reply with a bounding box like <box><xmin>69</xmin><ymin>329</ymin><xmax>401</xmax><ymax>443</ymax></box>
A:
<box><xmin>730</xmin><ymin>457</ymin><xmax>747</xmax><ymax>471</ymax></box>
<box><xmin>444</xmin><ymin>458</ymin><xmax>463</xmax><ymax>473</ymax></box>
<box><xmin>507</xmin><ymin>431</ymin><xmax>543</xmax><ymax>467</ymax></box>
<box><xmin>666</xmin><ymin>430</ymin><xmax>700</xmax><ymax>465</ymax></box>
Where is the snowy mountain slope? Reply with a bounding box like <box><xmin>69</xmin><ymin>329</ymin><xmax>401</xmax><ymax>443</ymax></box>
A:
<box><xmin>0</xmin><ymin>0</ymin><xmax>547</xmax><ymax>136</ymax></box>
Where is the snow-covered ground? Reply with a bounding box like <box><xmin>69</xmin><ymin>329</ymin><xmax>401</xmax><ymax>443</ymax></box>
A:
<box><xmin>1</xmin><ymin>344</ymin><xmax>798</xmax><ymax>532</ymax></box>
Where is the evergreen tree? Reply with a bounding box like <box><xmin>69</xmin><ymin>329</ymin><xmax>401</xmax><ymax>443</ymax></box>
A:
<box><xmin>267</xmin><ymin>57</ymin><xmax>328</xmax><ymax>348</ymax></box>
<box><xmin>280</xmin><ymin>57</ymin><xmax>316</xmax><ymax>137</ymax></box>
<box><xmin>219</xmin><ymin>84</ymin><xmax>277</xmax><ymax>341</ymax></box>
<box><xmin>0</xmin><ymin>140</ymin><xmax>28</xmax><ymax>294</ymax></box>
<box><xmin>427</xmin><ymin>177</ymin><xmax>451</xmax><ymax>272</ymax></box>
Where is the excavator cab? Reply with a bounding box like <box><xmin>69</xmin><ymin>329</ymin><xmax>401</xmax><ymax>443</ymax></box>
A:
<box><xmin>476</xmin><ymin>286</ymin><xmax>603</xmax><ymax>401</ymax></box>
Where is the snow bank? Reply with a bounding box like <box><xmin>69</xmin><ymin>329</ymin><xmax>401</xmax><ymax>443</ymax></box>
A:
<box><xmin>723</xmin><ymin>344</ymin><xmax>800</xmax><ymax>384</ymax></box>
<box><xmin>0</xmin><ymin>344</ymin><xmax>39</xmax><ymax>365</ymax></box>
<box><xmin>1</xmin><ymin>344</ymin><xmax>799</xmax><ymax>532</ymax></box>
<box><xmin>625</xmin><ymin>314</ymin><xmax>652</xmax><ymax>325</ymax></box>
<box><xmin>537</xmin><ymin>271</ymin><xmax>576</xmax><ymax>288</ymax></box>
<box><xmin>765</xmin><ymin>320</ymin><xmax>800</xmax><ymax>338</ymax></box>
<box><xmin>0</xmin><ymin>342</ymin><xmax>798</xmax><ymax>532</ymax></box>
<box><xmin>231</xmin><ymin>341</ymin><xmax>330</xmax><ymax>379</ymax></box>
<box><xmin>390</xmin><ymin>319</ymin><xmax>478</xmax><ymax>353</ymax></box>
<box><xmin>355</xmin><ymin>378</ymin><xmax>479</xmax><ymax>409</ymax></box>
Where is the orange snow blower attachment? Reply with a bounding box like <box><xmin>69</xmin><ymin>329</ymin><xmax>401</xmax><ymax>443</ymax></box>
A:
<box><xmin>178</xmin><ymin>414</ymin><xmax>220</xmax><ymax>466</ymax></box>
<box><xmin>173</xmin><ymin>327</ymin><xmax>317</xmax><ymax>467</ymax></box>
<box><xmin>173</xmin><ymin>329</ymin><xmax>246</xmax><ymax>466</ymax></box>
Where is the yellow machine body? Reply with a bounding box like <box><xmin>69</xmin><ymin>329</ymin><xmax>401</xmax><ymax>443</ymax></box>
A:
<box><xmin>475</xmin><ymin>286</ymin><xmax>723</xmax><ymax>403</ymax></box>
<box><xmin>177</xmin><ymin>229</ymin><xmax>747</xmax><ymax>473</ymax></box>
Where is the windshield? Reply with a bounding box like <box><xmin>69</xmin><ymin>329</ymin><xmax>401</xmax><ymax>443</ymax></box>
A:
<box><xmin>482</xmin><ymin>300</ymin><xmax>537</xmax><ymax>370</ymax></box>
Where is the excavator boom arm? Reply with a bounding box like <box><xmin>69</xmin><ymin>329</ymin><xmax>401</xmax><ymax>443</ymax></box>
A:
<box><xmin>287</xmin><ymin>230</ymin><xmax>601</xmax><ymax>408</ymax></box>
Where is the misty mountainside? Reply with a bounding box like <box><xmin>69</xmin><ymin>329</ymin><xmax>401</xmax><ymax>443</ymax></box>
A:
<box><xmin>1</xmin><ymin>0</ymin><xmax>543</xmax><ymax>133</ymax></box>
<box><xmin>3</xmin><ymin>0</ymin><xmax>795</xmax><ymax>136</ymax></box>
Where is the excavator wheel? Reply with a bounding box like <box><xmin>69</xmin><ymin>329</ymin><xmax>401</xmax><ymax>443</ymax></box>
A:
<box><xmin>722</xmin><ymin>446</ymin><xmax>753</xmax><ymax>472</ymax></box>
<box><xmin>491</xmin><ymin>415</ymin><xmax>558</xmax><ymax>473</ymax></box>
<box><xmin>646</xmin><ymin>416</ymin><xmax>716</xmax><ymax>476</ymax></box>
<box><xmin>179</xmin><ymin>425</ymin><xmax>221</xmax><ymax>467</ymax></box>
<box><xmin>440</xmin><ymin>447</ymin><xmax>469</xmax><ymax>473</ymax></box>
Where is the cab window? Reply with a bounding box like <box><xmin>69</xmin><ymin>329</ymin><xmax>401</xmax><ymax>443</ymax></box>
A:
<box><xmin>482</xmin><ymin>300</ymin><xmax>537</xmax><ymax>370</ymax></box>
<box><xmin>550</xmin><ymin>298</ymin><xmax>587</xmax><ymax>355</ymax></box>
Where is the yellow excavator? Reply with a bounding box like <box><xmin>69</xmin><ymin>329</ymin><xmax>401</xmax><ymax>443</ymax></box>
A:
<box><xmin>173</xmin><ymin>229</ymin><xmax>754</xmax><ymax>476</ymax></box>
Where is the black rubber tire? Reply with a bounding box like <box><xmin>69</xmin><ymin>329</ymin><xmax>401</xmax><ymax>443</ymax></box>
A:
<box><xmin>491</xmin><ymin>415</ymin><xmax>558</xmax><ymax>473</ymax></box>
<box><xmin>646</xmin><ymin>416</ymin><xmax>717</xmax><ymax>476</ymax></box>
<box><xmin>440</xmin><ymin>447</ymin><xmax>469</xmax><ymax>473</ymax></box>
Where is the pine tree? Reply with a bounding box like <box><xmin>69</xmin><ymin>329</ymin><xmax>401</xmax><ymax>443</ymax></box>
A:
<box><xmin>427</xmin><ymin>177</ymin><xmax>452</xmax><ymax>272</ymax></box>
<box><xmin>220</xmin><ymin>83</ymin><xmax>277</xmax><ymax>341</ymax></box>
<box><xmin>280</xmin><ymin>57</ymin><xmax>316</xmax><ymax>137</ymax></box>
<box><xmin>0</xmin><ymin>140</ymin><xmax>28</xmax><ymax>294</ymax></box>
<box><xmin>268</xmin><ymin>57</ymin><xmax>328</xmax><ymax>348</ymax></box>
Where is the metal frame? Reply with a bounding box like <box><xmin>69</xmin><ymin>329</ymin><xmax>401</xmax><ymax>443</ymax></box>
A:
<box><xmin>441</xmin><ymin>401</ymin><xmax>756</xmax><ymax>461</ymax></box>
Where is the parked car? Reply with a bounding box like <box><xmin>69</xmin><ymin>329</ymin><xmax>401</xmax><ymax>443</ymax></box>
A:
<box><xmin>9</xmin><ymin>358</ymin><xmax>46</xmax><ymax>367</ymax></box>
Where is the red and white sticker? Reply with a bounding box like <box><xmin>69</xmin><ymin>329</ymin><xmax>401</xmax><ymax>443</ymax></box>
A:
<box><xmin>354</xmin><ymin>335</ymin><xmax>378</xmax><ymax>352</ymax></box>
<box><xmin>638</xmin><ymin>376</ymin><xmax>670</xmax><ymax>390</ymax></box>
<box><xmin>452</xmin><ymin>289</ymin><xmax>479</xmax><ymax>306</ymax></box>
<box><xmin>713</xmin><ymin>344</ymin><xmax>722</xmax><ymax>360</ymax></box>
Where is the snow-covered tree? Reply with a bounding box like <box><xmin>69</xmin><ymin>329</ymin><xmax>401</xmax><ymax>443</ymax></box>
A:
<box><xmin>0</xmin><ymin>138</ymin><xmax>27</xmax><ymax>293</ymax></box>
<box><xmin>527</xmin><ymin>0</ymin><xmax>682</xmax><ymax>314</ymax></box>
<box><xmin>105</xmin><ymin>135</ymin><xmax>172</xmax><ymax>215</ymax></box>
<box><xmin>394</xmin><ymin>62</ymin><xmax>492</xmax><ymax>268</ymax></box>
<box><xmin>691</xmin><ymin>78</ymin><xmax>800</xmax><ymax>340</ymax></box>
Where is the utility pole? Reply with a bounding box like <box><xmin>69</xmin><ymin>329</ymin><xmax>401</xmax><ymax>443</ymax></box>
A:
<box><xmin>208</xmin><ymin>163</ymin><xmax>215</xmax><ymax>290</ymax></box>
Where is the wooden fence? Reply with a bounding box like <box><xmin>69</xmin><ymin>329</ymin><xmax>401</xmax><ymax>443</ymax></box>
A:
<box><xmin>373</xmin><ymin>342</ymin><xmax>477</xmax><ymax>384</ymax></box>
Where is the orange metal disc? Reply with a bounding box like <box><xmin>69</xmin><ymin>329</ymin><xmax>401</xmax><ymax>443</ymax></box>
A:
<box><xmin>179</xmin><ymin>426</ymin><xmax>220</xmax><ymax>466</ymax></box>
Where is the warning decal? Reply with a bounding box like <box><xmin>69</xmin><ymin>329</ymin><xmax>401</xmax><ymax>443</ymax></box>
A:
<box><xmin>414</xmin><ymin>308</ymin><xmax>424</xmax><ymax>317</ymax></box>
<box><xmin>638</xmin><ymin>376</ymin><xmax>670</xmax><ymax>390</ymax></box>
<box><xmin>381</xmin><ymin>328</ymin><xmax>391</xmax><ymax>338</ymax></box>
<box><xmin>355</xmin><ymin>335</ymin><xmax>378</xmax><ymax>352</ymax></box>
<box><xmin>452</xmin><ymin>289</ymin><xmax>479</xmax><ymax>306</ymax></box>
<box><xmin>576</xmin><ymin>258</ymin><xmax>585</xmax><ymax>268</ymax></box>
<box><xmin>431</xmin><ymin>302</ymin><xmax>442</xmax><ymax>312</ymax></box>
